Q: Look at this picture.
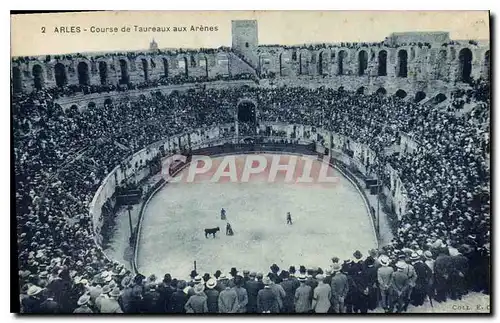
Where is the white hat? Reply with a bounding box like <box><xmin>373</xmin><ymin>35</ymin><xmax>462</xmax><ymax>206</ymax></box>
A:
<box><xmin>77</xmin><ymin>294</ymin><xmax>90</xmax><ymax>306</ymax></box>
<box><xmin>206</xmin><ymin>278</ymin><xmax>217</xmax><ymax>289</ymax></box>
<box><xmin>27</xmin><ymin>285</ymin><xmax>43</xmax><ymax>296</ymax></box>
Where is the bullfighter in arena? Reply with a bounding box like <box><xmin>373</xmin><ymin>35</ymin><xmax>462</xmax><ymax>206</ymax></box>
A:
<box><xmin>221</xmin><ymin>208</ymin><xmax>226</xmax><ymax>220</ymax></box>
<box><xmin>226</xmin><ymin>222</ymin><xmax>234</xmax><ymax>236</ymax></box>
<box><xmin>287</xmin><ymin>212</ymin><xmax>293</xmax><ymax>225</ymax></box>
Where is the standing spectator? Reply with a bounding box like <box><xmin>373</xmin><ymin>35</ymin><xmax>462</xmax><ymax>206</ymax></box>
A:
<box><xmin>377</xmin><ymin>255</ymin><xmax>393</xmax><ymax>313</ymax></box>
<box><xmin>245</xmin><ymin>272</ymin><xmax>262</xmax><ymax>313</ymax></box>
<box><xmin>330</xmin><ymin>263</ymin><xmax>349</xmax><ymax>313</ymax></box>
<box><xmin>184</xmin><ymin>284</ymin><xmax>208</xmax><ymax>313</ymax></box>
<box><xmin>257</xmin><ymin>277</ymin><xmax>279</xmax><ymax>313</ymax></box>
<box><xmin>157</xmin><ymin>274</ymin><xmax>175</xmax><ymax>313</ymax></box>
<box><xmin>170</xmin><ymin>281</ymin><xmax>188</xmax><ymax>313</ymax></box>
<box><xmin>434</xmin><ymin>250</ymin><xmax>453</xmax><ymax>302</ymax></box>
<box><xmin>389</xmin><ymin>261</ymin><xmax>410</xmax><ymax>313</ymax></box>
<box><xmin>22</xmin><ymin>285</ymin><xmax>43</xmax><ymax>313</ymax></box>
<box><xmin>311</xmin><ymin>274</ymin><xmax>331</xmax><ymax>313</ymax></box>
<box><xmin>363</xmin><ymin>257</ymin><xmax>379</xmax><ymax>310</ymax></box>
<box><xmin>233</xmin><ymin>276</ymin><xmax>248</xmax><ymax>313</ymax></box>
<box><xmin>279</xmin><ymin>271</ymin><xmax>296</xmax><ymax>313</ymax></box>
<box><xmin>294</xmin><ymin>274</ymin><xmax>312</xmax><ymax>313</ymax></box>
<box><xmin>412</xmin><ymin>254</ymin><xmax>433</xmax><ymax>306</ymax></box>
<box><xmin>100</xmin><ymin>288</ymin><xmax>124</xmax><ymax>313</ymax></box>
<box><xmin>73</xmin><ymin>294</ymin><xmax>94</xmax><ymax>314</ymax></box>
<box><xmin>204</xmin><ymin>278</ymin><xmax>219</xmax><ymax>313</ymax></box>
<box><xmin>269</xmin><ymin>275</ymin><xmax>286</xmax><ymax>312</ymax></box>
<box><xmin>39</xmin><ymin>290</ymin><xmax>60</xmax><ymax>313</ymax></box>
<box><xmin>218</xmin><ymin>282</ymin><xmax>239</xmax><ymax>313</ymax></box>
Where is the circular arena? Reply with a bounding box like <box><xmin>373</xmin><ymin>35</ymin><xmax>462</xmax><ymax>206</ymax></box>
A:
<box><xmin>13</xmin><ymin>17</ymin><xmax>490</xmax><ymax>314</ymax></box>
<box><xmin>137</xmin><ymin>153</ymin><xmax>377</xmax><ymax>278</ymax></box>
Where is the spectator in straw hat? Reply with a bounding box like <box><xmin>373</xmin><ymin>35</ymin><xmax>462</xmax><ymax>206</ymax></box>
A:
<box><xmin>330</xmin><ymin>263</ymin><xmax>348</xmax><ymax>313</ymax></box>
<box><xmin>257</xmin><ymin>277</ymin><xmax>279</xmax><ymax>313</ymax></box>
<box><xmin>22</xmin><ymin>285</ymin><xmax>43</xmax><ymax>313</ymax></box>
<box><xmin>215</xmin><ymin>273</ymin><xmax>228</xmax><ymax>292</ymax></box>
<box><xmin>205</xmin><ymin>278</ymin><xmax>219</xmax><ymax>313</ymax></box>
<box><xmin>95</xmin><ymin>284</ymin><xmax>111</xmax><ymax>311</ymax></box>
<box><xmin>100</xmin><ymin>288</ymin><xmax>123</xmax><ymax>313</ymax></box>
<box><xmin>389</xmin><ymin>261</ymin><xmax>410</xmax><ymax>313</ymax></box>
<box><xmin>294</xmin><ymin>274</ymin><xmax>312</xmax><ymax>313</ymax></box>
<box><xmin>184</xmin><ymin>283</ymin><xmax>208</xmax><ymax>313</ymax></box>
<box><xmin>377</xmin><ymin>255</ymin><xmax>393</xmax><ymax>312</ymax></box>
<box><xmin>73</xmin><ymin>294</ymin><xmax>93</xmax><ymax>314</ymax></box>
<box><xmin>311</xmin><ymin>274</ymin><xmax>331</xmax><ymax>313</ymax></box>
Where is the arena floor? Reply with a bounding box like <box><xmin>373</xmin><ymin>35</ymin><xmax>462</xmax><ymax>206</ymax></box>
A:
<box><xmin>136</xmin><ymin>154</ymin><xmax>377</xmax><ymax>279</ymax></box>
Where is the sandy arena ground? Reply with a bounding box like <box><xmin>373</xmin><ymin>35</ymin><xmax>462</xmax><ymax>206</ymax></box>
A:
<box><xmin>136</xmin><ymin>154</ymin><xmax>377</xmax><ymax>279</ymax></box>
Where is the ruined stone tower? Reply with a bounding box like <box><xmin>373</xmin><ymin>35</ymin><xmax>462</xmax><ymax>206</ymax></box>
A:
<box><xmin>231</xmin><ymin>20</ymin><xmax>259</xmax><ymax>68</ymax></box>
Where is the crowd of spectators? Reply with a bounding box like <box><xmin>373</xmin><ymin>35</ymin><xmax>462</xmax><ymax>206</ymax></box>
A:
<box><xmin>15</xmin><ymin>79</ymin><xmax>489</xmax><ymax>313</ymax></box>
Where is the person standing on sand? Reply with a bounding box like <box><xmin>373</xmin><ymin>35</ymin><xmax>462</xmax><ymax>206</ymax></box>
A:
<box><xmin>286</xmin><ymin>212</ymin><xmax>293</xmax><ymax>225</ymax></box>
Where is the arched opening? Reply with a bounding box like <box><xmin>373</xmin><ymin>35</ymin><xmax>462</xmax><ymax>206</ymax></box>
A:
<box><xmin>395</xmin><ymin>89</ymin><xmax>407</xmax><ymax>99</ymax></box>
<box><xmin>376</xmin><ymin>87</ymin><xmax>387</xmax><ymax>95</ymax></box>
<box><xmin>414</xmin><ymin>91</ymin><xmax>426</xmax><ymax>103</ymax></box>
<box><xmin>397</xmin><ymin>50</ymin><xmax>408</xmax><ymax>78</ymax></box>
<box><xmin>378</xmin><ymin>50</ymin><xmax>387</xmax><ymax>76</ymax></box>
<box><xmin>237</xmin><ymin>101</ymin><xmax>257</xmax><ymax>123</ymax></box>
<box><xmin>484</xmin><ymin>50</ymin><xmax>490</xmax><ymax>80</ymax></box>
<box><xmin>338</xmin><ymin>50</ymin><xmax>346</xmax><ymax>75</ymax></box>
<box><xmin>70</xmin><ymin>104</ymin><xmax>78</xmax><ymax>111</ymax></box>
<box><xmin>358</xmin><ymin>50</ymin><xmax>368</xmax><ymax>76</ymax></box>
<box><xmin>54</xmin><ymin>63</ymin><xmax>67</xmax><ymax>87</ymax></box>
<box><xmin>318</xmin><ymin>51</ymin><xmax>329</xmax><ymax>75</ymax></box>
<box><xmin>104</xmin><ymin>98</ymin><xmax>113</xmax><ymax>106</ymax></box>
<box><xmin>119</xmin><ymin>59</ymin><xmax>129</xmax><ymax>85</ymax></box>
<box><xmin>98</xmin><ymin>61</ymin><xmax>108</xmax><ymax>85</ymax></box>
<box><xmin>88</xmin><ymin>102</ymin><xmax>96</xmax><ymax>109</ymax></box>
<box><xmin>434</xmin><ymin>93</ymin><xmax>447</xmax><ymax>104</ymax></box>
<box><xmin>458</xmin><ymin>48</ymin><xmax>473</xmax><ymax>83</ymax></box>
<box><xmin>437</xmin><ymin>49</ymin><xmax>448</xmax><ymax>80</ymax></box>
<box><xmin>356</xmin><ymin>86</ymin><xmax>365</xmax><ymax>95</ymax></box>
<box><xmin>32</xmin><ymin>64</ymin><xmax>44</xmax><ymax>90</ymax></box>
<box><xmin>163</xmin><ymin>58</ymin><xmax>169</xmax><ymax>78</ymax></box>
<box><xmin>77</xmin><ymin>61</ymin><xmax>90</xmax><ymax>86</ymax></box>
<box><xmin>299</xmin><ymin>53</ymin><xmax>308</xmax><ymax>75</ymax></box>
<box><xmin>183</xmin><ymin>57</ymin><xmax>189</xmax><ymax>77</ymax></box>
<box><xmin>12</xmin><ymin>67</ymin><xmax>22</xmax><ymax>93</ymax></box>
<box><xmin>200</xmin><ymin>56</ymin><xmax>208</xmax><ymax>77</ymax></box>
<box><xmin>141</xmin><ymin>58</ymin><xmax>149</xmax><ymax>82</ymax></box>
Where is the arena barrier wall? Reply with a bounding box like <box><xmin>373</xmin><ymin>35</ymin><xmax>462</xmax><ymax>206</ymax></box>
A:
<box><xmin>131</xmin><ymin>143</ymin><xmax>379</xmax><ymax>275</ymax></box>
<box><xmin>90</xmin><ymin>122</ymin><xmax>407</xmax><ymax>267</ymax></box>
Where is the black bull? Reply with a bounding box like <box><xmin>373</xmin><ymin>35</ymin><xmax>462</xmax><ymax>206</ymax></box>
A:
<box><xmin>204</xmin><ymin>227</ymin><xmax>220</xmax><ymax>238</ymax></box>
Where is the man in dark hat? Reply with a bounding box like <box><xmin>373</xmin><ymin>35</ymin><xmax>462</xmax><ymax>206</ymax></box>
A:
<box><xmin>257</xmin><ymin>277</ymin><xmax>279</xmax><ymax>313</ymax></box>
<box><xmin>169</xmin><ymin>280</ymin><xmax>188</xmax><ymax>313</ymax></box>
<box><xmin>363</xmin><ymin>257</ymin><xmax>379</xmax><ymax>311</ymax></box>
<box><xmin>221</xmin><ymin>208</ymin><xmax>226</xmax><ymax>220</ymax></box>
<box><xmin>279</xmin><ymin>271</ymin><xmax>296</xmax><ymax>313</ymax></box>
<box><xmin>245</xmin><ymin>272</ymin><xmax>263</xmax><ymax>313</ymax></box>
<box><xmin>286</xmin><ymin>212</ymin><xmax>293</xmax><ymax>225</ymax></box>
<box><xmin>412</xmin><ymin>254</ymin><xmax>432</xmax><ymax>306</ymax></box>
<box><xmin>39</xmin><ymin>289</ymin><xmax>60</xmax><ymax>314</ymax></box>
<box><xmin>233</xmin><ymin>276</ymin><xmax>249</xmax><ymax>313</ymax></box>
<box><xmin>157</xmin><ymin>273</ymin><xmax>175</xmax><ymax>313</ymax></box>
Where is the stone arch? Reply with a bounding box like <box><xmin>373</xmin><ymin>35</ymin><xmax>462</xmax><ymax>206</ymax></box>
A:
<box><xmin>376</xmin><ymin>87</ymin><xmax>387</xmax><ymax>95</ymax></box>
<box><xmin>199</xmin><ymin>55</ymin><xmax>208</xmax><ymax>77</ymax></box>
<box><xmin>118</xmin><ymin>59</ymin><xmax>129</xmax><ymax>84</ymax></box>
<box><xmin>318</xmin><ymin>50</ymin><xmax>329</xmax><ymax>75</ymax></box>
<box><xmin>395</xmin><ymin>89</ymin><xmax>407</xmax><ymax>99</ymax></box>
<box><xmin>410</xmin><ymin>47</ymin><xmax>416</xmax><ymax>61</ymax></box>
<box><xmin>104</xmin><ymin>98</ymin><xmax>113</xmax><ymax>106</ymax></box>
<box><xmin>338</xmin><ymin>50</ymin><xmax>347</xmax><ymax>75</ymax></box>
<box><xmin>179</xmin><ymin>56</ymin><xmax>189</xmax><ymax>77</ymax></box>
<box><xmin>397</xmin><ymin>50</ymin><xmax>408</xmax><ymax>78</ymax></box>
<box><xmin>378</xmin><ymin>50</ymin><xmax>387</xmax><ymax>76</ymax></box>
<box><xmin>356</xmin><ymin>86</ymin><xmax>365</xmax><ymax>95</ymax></box>
<box><xmin>414</xmin><ymin>91</ymin><xmax>426</xmax><ymax>103</ymax></box>
<box><xmin>437</xmin><ymin>49</ymin><xmax>448</xmax><ymax>80</ymax></box>
<box><xmin>141</xmin><ymin>58</ymin><xmax>149</xmax><ymax>82</ymax></box>
<box><xmin>299</xmin><ymin>52</ymin><xmax>309</xmax><ymax>75</ymax></box>
<box><xmin>237</xmin><ymin>100</ymin><xmax>257</xmax><ymax>123</ymax></box>
<box><xmin>88</xmin><ymin>101</ymin><xmax>96</xmax><ymax>109</ymax></box>
<box><xmin>70</xmin><ymin>104</ymin><xmax>78</xmax><ymax>110</ymax></box>
<box><xmin>484</xmin><ymin>50</ymin><xmax>490</xmax><ymax>80</ymax></box>
<box><xmin>77</xmin><ymin>61</ymin><xmax>90</xmax><ymax>86</ymax></box>
<box><xmin>434</xmin><ymin>93</ymin><xmax>447</xmax><ymax>104</ymax></box>
<box><xmin>98</xmin><ymin>61</ymin><xmax>108</xmax><ymax>85</ymax></box>
<box><xmin>458</xmin><ymin>48</ymin><xmax>473</xmax><ymax>83</ymax></box>
<box><xmin>54</xmin><ymin>63</ymin><xmax>67</xmax><ymax>87</ymax></box>
<box><xmin>32</xmin><ymin>64</ymin><xmax>44</xmax><ymax>90</ymax></box>
<box><xmin>162</xmin><ymin>57</ymin><xmax>169</xmax><ymax>78</ymax></box>
<box><xmin>358</xmin><ymin>50</ymin><xmax>368</xmax><ymax>76</ymax></box>
<box><xmin>12</xmin><ymin>66</ymin><xmax>22</xmax><ymax>93</ymax></box>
